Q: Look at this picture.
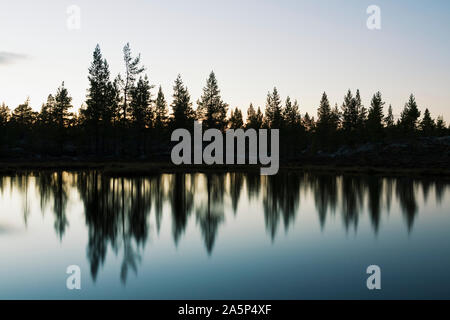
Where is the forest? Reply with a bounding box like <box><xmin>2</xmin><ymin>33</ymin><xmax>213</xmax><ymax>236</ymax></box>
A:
<box><xmin>0</xmin><ymin>43</ymin><xmax>449</xmax><ymax>165</ymax></box>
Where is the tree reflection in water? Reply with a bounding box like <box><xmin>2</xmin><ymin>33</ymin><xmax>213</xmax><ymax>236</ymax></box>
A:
<box><xmin>0</xmin><ymin>171</ymin><xmax>448</xmax><ymax>283</ymax></box>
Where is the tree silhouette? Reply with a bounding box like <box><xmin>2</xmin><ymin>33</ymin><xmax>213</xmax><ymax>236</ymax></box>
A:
<box><xmin>170</xmin><ymin>74</ymin><xmax>195</xmax><ymax>130</ymax></box>
<box><xmin>283</xmin><ymin>97</ymin><xmax>302</xmax><ymax>129</ymax></box>
<box><xmin>385</xmin><ymin>104</ymin><xmax>394</xmax><ymax>128</ymax></box>
<box><xmin>302</xmin><ymin>112</ymin><xmax>315</xmax><ymax>132</ymax></box>
<box><xmin>11</xmin><ymin>98</ymin><xmax>37</xmax><ymax>127</ymax></box>
<box><xmin>130</xmin><ymin>76</ymin><xmax>153</xmax><ymax>127</ymax></box>
<box><xmin>229</xmin><ymin>107</ymin><xmax>243</xmax><ymax>129</ymax></box>
<box><xmin>196</xmin><ymin>71</ymin><xmax>228</xmax><ymax>130</ymax></box>
<box><xmin>121</xmin><ymin>43</ymin><xmax>145</xmax><ymax>121</ymax></box>
<box><xmin>435</xmin><ymin>116</ymin><xmax>447</xmax><ymax>136</ymax></box>
<box><xmin>355</xmin><ymin>89</ymin><xmax>367</xmax><ymax>136</ymax></box>
<box><xmin>420</xmin><ymin>108</ymin><xmax>435</xmax><ymax>136</ymax></box>
<box><xmin>400</xmin><ymin>94</ymin><xmax>421</xmax><ymax>134</ymax></box>
<box><xmin>342</xmin><ymin>90</ymin><xmax>358</xmax><ymax>133</ymax></box>
<box><xmin>246</xmin><ymin>103</ymin><xmax>264</xmax><ymax>129</ymax></box>
<box><xmin>53</xmin><ymin>82</ymin><xmax>73</xmax><ymax>128</ymax></box>
<box><xmin>154</xmin><ymin>86</ymin><xmax>168</xmax><ymax>129</ymax></box>
<box><xmin>84</xmin><ymin>45</ymin><xmax>118</xmax><ymax>154</ymax></box>
<box><xmin>0</xmin><ymin>43</ymin><xmax>448</xmax><ymax>163</ymax></box>
<box><xmin>367</xmin><ymin>91</ymin><xmax>385</xmax><ymax>141</ymax></box>
<box><xmin>264</xmin><ymin>87</ymin><xmax>284</xmax><ymax>129</ymax></box>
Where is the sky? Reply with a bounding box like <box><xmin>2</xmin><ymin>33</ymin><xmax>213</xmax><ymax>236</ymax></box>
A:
<box><xmin>0</xmin><ymin>0</ymin><xmax>449</xmax><ymax>120</ymax></box>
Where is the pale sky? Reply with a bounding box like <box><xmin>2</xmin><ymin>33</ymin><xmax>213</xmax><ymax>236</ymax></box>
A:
<box><xmin>0</xmin><ymin>0</ymin><xmax>449</xmax><ymax>120</ymax></box>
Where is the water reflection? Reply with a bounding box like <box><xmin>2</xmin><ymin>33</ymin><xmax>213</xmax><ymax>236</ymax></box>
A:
<box><xmin>0</xmin><ymin>171</ymin><xmax>448</xmax><ymax>284</ymax></box>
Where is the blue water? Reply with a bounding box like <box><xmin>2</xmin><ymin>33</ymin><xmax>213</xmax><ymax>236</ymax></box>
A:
<box><xmin>0</xmin><ymin>171</ymin><xmax>449</xmax><ymax>299</ymax></box>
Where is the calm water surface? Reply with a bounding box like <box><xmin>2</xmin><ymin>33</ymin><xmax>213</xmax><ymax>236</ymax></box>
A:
<box><xmin>0</xmin><ymin>171</ymin><xmax>449</xmax><ymax>299</ymax></box>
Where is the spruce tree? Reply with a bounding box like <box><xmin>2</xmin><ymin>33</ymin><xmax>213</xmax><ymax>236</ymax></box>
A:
<box><xmin>85</xmin><ymin>45</ymin><xmax>111</xmax><ymax>124</ymax></box>
<box><xmin>355</xmin><ymin>89</ymin><xmax>367</xmax><ymax>130</ymax></box>
<box><xmin>196</xmin><ymin>71</ymin><xmax>228</xmax><ymax>130</ymax></box>
<box><xmin>316</xmin><ymin>92</ymin><xmax>334</xmax><ymax>147</ymax></box>
<box><xmin>400</xmin><ymin>94</ymin><xmax>421</xmax><ymax>133</ymax></box>
<box><xmin>302</xmin><ymin>112</ymin><xmax>315</xmax><ymax>132</ymax></box>
<box><xmin>12</xmin><ymin>98</ymin><xmax>37</xmax><ymax>127</ymax></box>
<box><xmin>170</xmin><ymin>74</ymin><xmax>195</xmax><ymax>129</ymax></box>
<box><xmin>0</xmin><ymin>103</ymin><xmax>10</xmax><ymax>148</ymax></box>
<box><xmin>0</xmin><ymin>103</ymin><xmax>10</xmax><ymax>127</ymax></box>
<box><xmin>435</xmin><ymin>116</ymin><xmax>446</xmax><ymax>136</ymax></box>
<box><xmin>154</xmin><ymin>86</ymin><xmax>168</xmax><ymax>129</ymax></box>
<box><xmin>342</xmin><ymin>90</ymin><xmax>358</xmax><ymax>132</ymax></box>
<box><xmin>283</xmin><ymin>97</ymin><xmax>302</xmax><ymax>129</ymax></box>
<box><xmin>39</xmin><ymin>95</ymin><xmax>55</xmax><ymax>126</ymax></box>
<box><xmin>331</xmin><ymin>103</ymin><xmax>341</xmax><ymax>131</ymax></box>
<box><xmin>367</xmin><ymin>91</ymin><xmax>385</xmax><ymax>140</ymax></box>
<box><xmin>420</xmin><ymin>108</ymin><xmax>435</xmax><ymax>136</ymax></box>
<box><xmin>53</xmin><ymin>82</ymin><xmax>73</xmax><ymax>129</ymax></box>
<box><xmin>229</xmin><ymin>107</ymin><xmax>244</xmax><ymax>129</ymax></box>
<box><xmin>246</xmin><ymin>103</ymin><xmax>263</xmax><ymax>129</ymax></box>
<box><xmin>384</xmin><ymin>104</ymin><xmax>394</xmax><ymax>128</ymax></box>
<box><xmin>246</xmin><ymin>103</ymin><xmax>256</xmax><ymax>129</ymax></box>
<box><xmin>264</xmin><ymin>87</ymin><xmax>283</xmax><ymax>128</ymax></box>
<box><xmin>317</xmin><ymin>92</ymin><xmax>332</xmax><ymax>128</ymax></box>
<box><xmin>85</xmin><ymin>45</ymin><xmax>123</xmax><ymax>154</ymax></box>
<box><xmin>106</xmin><ymin>75</ymin><xmax>122</xmax><ymax>125</ymax></box>
<box><xmin>255</xmin><ymin>107</ymin><xmax>264</xmax><ymax>129</ymax></box>
<box><xmin>130</xmin><ymin>75</ymin><xmax>153</xmax><ymax>129</ymax></box>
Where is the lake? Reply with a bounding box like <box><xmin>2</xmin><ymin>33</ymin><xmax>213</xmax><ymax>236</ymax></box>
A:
<box><xmin>0</xmin><ymin>171</ymin><xmax>449</xmax><ymax>299</ymax></box>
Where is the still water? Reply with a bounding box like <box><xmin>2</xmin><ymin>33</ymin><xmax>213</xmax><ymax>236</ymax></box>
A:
<box><xmin>0</xmin><ymin>171</ymin><xmax>449</xmax><ymax>299</ymax></box>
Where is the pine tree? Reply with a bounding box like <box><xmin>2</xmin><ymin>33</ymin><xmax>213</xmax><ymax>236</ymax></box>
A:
<box><xmin>367</xmin><ymin>91</ymin><xmax>385</xmax><ymax>140</ymax></box>
<box><xmin>121</xmin><ymin>43</ymin><xmax>145</xmax><ymax>121</ymax></box>
<box><xmin>196</xmin><ymin>71</ymin><xmax>228</xmax><ymax>130</ymax></box>
<box><xmin>0</xmin><ymin>103</ymin><xmax>10</xmax><ymax>127</ymax></box>
<box><xmin>85</xmin><ymin>45</ymin><xmax>111</xmax><ymax>124</ymax></box>
<box><xmin>435</xmin><ymin>116</ymin><xmax>446</xmax><ymax>136</ymax></box>
<box><xmin>106</xmin><ymin>75</ymin><xmax>122</xmax><ymax>125</ymax></box>
<box><xmin>130</xmin><ymin>75</ymin><xmax>153</xmax><ymax>129</ymax></box>
<box><xmin>154</xmin><ymin>86</ymin><xmax>168</xmax><ymax>129</ymax></box>
<box><xmin>331</xmin><ymin>103</ymin><xmax>341</xmax><ymax>131</ymax></box>
<box><xmin>229</xmin><ymin>107</ymin><xmax>244</xmax><ymax>129</ymax></box>
<box><xmin>341</xmin><ymin>90</ymin><xmax>358</xmax><ymax>132</ymax></box>
<box><xmin>170</xmin><ymin>74</ymin><xmax>195</xmax><ymax>129</ymax></box>
<box><xmin>400</xmin><ymin>94</ymin><xmax>421</xmax><ymax>133</ymax></box>
<box><xmin>316</xmin><ymin>92</ymin><xmax>335</xmax><ymax>147</ymax></box>
<box><xmin>53</xmin><ymin>82</ymin><xmax>73</xmax><ymax>128</ymax></box>
<box><xmin>420</xmin><ymin>108</ymin><xmax>435</xmax><ymax>136</ymax></box>
<box><xmin>264</xmin><ymin>87</ymin><xmax>283</xmax><ymax>128</ymax></box>
<box><xmin>302</xmin><ymin>112</ymin><xmax>315</xmax><ymax>132</ymax></box>
<box><xmin>317</xmin><ymin>92</ymin><xmax>332</xmax><ymax>129</ymax></box>
<box><xmin>12</xmin><ymin>98</ymin><xmax>37</xmax><ymax>127</ymax></box>
<box><xmin>0</xmin><ymin>103</ymin><xmax>10</xmax><ymax>148</ymax></box>
<box><xmin>246</xmin><ymin>103</ymin><xmax>263</xmax><ymax>129</ymax></box>
<box><xmin>355</xmin><ymin>89</ymin><xmax>367</xmax><ymax>130</ymax></box>
<box><xmin>283</xmin><ymin>97</ymin><xmax>302</xmax><ymax>129</ymax></box>
<box><xmin>39</xmin><ymin>95</ymin><xmax>55</xmax><ymax>126</ymax></box>
<box><xmin>384</xmin><ymin>104</ymin><xmax>394</xmax><ymax>128</ymax></box>
<box><xmin>84</xmin><ymin>45</ymin><xmax>121</xmax><ymax>154</ymax></box>
<box><xmin>246</xmin><ymin>103</ymin><xmax>256</xmax><ymax>129</ymax></box>
<box><xmin>255</xmin><ymin>107</ymin><xmax>264</xmax><ymax>129</ymax></box>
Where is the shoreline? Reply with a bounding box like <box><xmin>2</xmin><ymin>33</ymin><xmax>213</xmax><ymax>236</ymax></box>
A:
<box><xmin>0</xmin><ymin>160</ymin><xmax>449</xmax><ymax>178</ymax></box>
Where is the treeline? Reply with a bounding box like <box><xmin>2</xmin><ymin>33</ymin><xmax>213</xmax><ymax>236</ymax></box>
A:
<box><xmin>0</xmin><ymin>43</ymin><xmax>449</xmax><ymax>160</ymax></box>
